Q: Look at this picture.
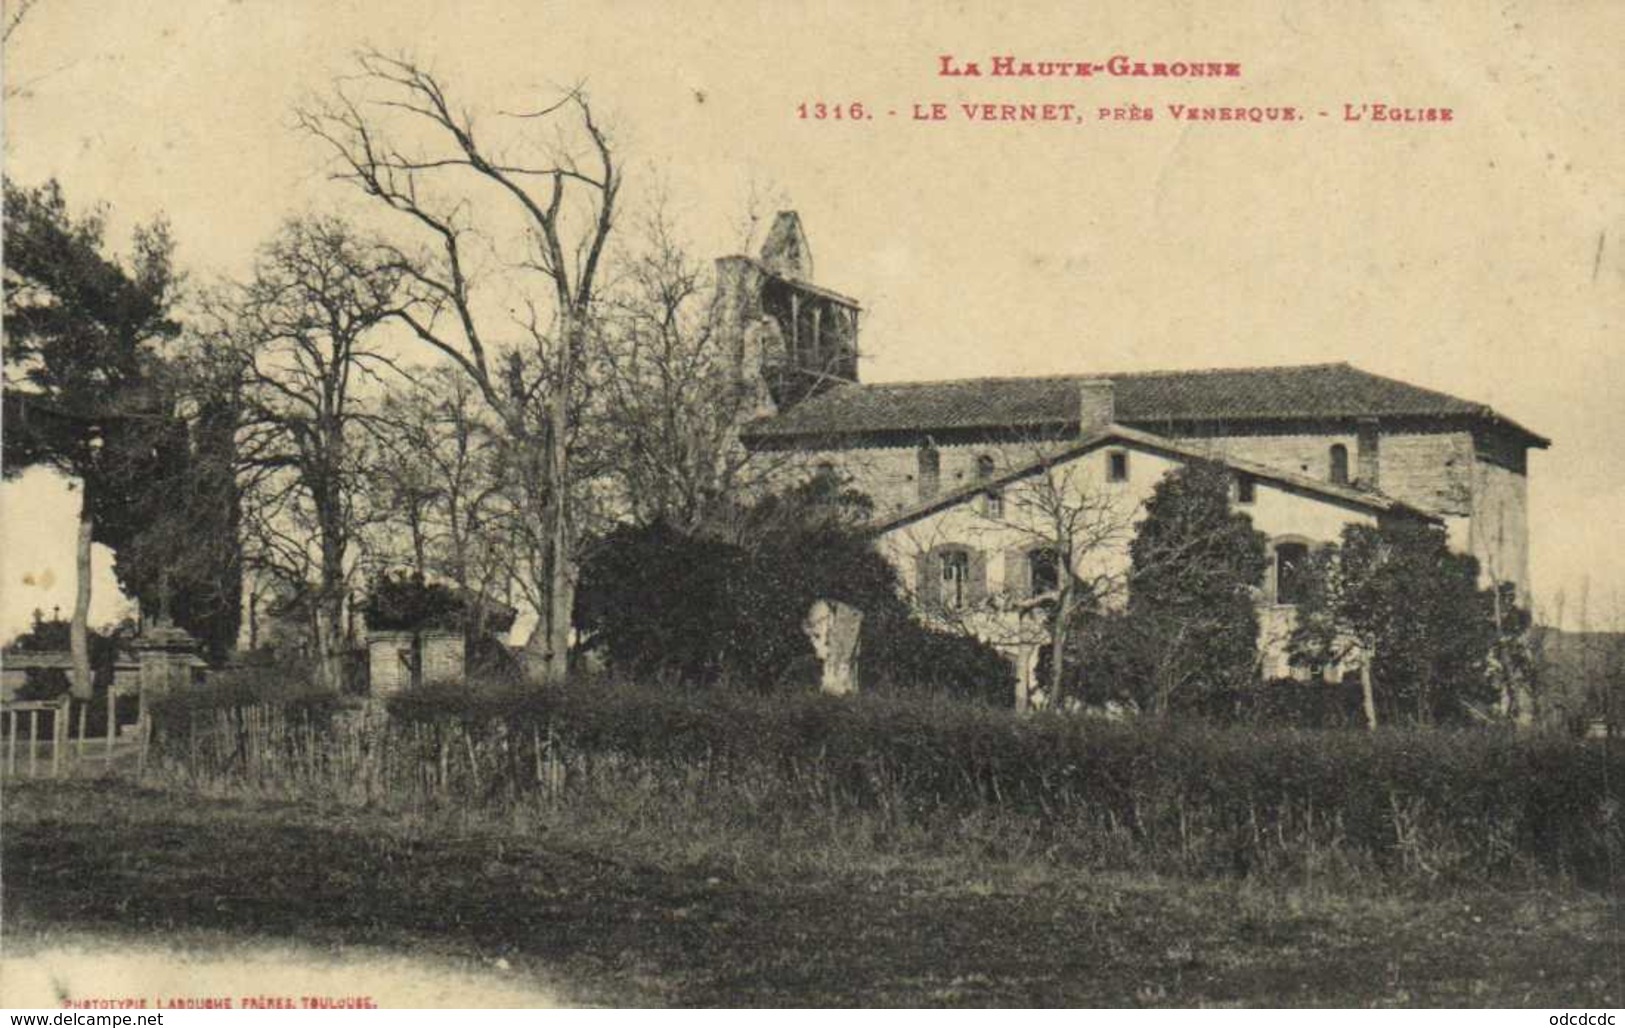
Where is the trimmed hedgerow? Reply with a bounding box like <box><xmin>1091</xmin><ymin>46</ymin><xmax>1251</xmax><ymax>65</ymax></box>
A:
<box><xmin>151</xmin><ymin>679</ymin><xmax>1625</xmax><ymax>887</ymax></box>
<box><xmin>147</xmin><ymin>665</ymin><xmax>350</xmax><ymax>723</ymax></box>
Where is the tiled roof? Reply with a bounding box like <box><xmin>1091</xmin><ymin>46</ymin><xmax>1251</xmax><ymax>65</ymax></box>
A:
<box><xmin>742</xmin><ymin>362</ymin><xmax>1549</xmax><ymax>446</ymax></box>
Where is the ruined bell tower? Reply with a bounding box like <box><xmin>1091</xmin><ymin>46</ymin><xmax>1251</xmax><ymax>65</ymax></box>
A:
<box><xmin>715</xmin><ymin>211</ymin><xmax>861</xmax><ymax>415</ymax></box>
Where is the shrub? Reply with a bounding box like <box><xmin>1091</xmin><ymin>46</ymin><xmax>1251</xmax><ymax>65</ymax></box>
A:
<box><xmin>862</xmin><ymin>614</ymin><xmax>1015</xmax><ymax>706</ymax></box>
<box><xmin>1065</xmin><ymin>461</ymin><xmax>1267</xmax><ymax>716</ymax></box>
<box><xmin>1237</xmin><ymin>675</ymin><xmax>1366</xmax><ymax>729</ymax></box>
<box><xmin>576</xmin><ymin>480</ymin><xmax>1014</xmax><ymax>701</ymax></box>
<box><xmin>362</xmin><ymin>572</ymin><xmax>466</xmax><ymax>631</ymax></box>
<box><xmin>148</xmin><ymin>664</ymin><xmax>346</xmax><ymax>724</ymax></box>
<box><xmin>5</xmin><ymin>616</ymin><xmax>130</xmax><ymax>696</ymax></box>
<box><xmin>153</xmin><ymin>678</ymin><xmax>1625</xmax><ymax>888</ymax></box>
<box><xmin>1290</xmin><ymin>521</ymin><xmax>1520</xmax><ymax>726</ymax></box>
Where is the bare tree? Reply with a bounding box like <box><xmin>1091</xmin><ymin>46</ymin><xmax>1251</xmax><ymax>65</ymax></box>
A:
<box><xmin>590</xmin><ymin>206</ymin><xmax>783</xmax><ymax>533</ymax></box>
<box><xmin>222</xmin><ymin>215</ymin><xmax>402</xmax><ymax>691</ymax></box>
<box><xmin>887</xmin><ymin>441</ymin><xmax>1135</xmax><ymax>711</ymax></box>
<box><xmin>3</xmin><ymin>0</ymin><xmax>38</xmax><ymax>44</ymax></box>
<box><xmin>366</xmin><ymin>365</ymin><xmax>518</xmax><ymax>635</ymax></box>
<box><xmin>298</xmin><ymin>50</ymin><xmax>620</xmax><ymax>684</ymax></box>
<box><xmin>986</xmin><ymin>453</ymin><xmax>1136</xmax><ymax>708</ymax></box>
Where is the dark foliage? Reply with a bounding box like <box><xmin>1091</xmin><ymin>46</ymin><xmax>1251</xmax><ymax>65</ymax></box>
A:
<box><xmin>1236</xmin><ymin>675</ymin><xmax>1366</xmax><ymax>729</ymax></box>
<box><xmin>576</xmin><ymin>478</ymin><xmax>1013</xmax><ymax>702</ymax></box>
<box><xmin>3</xmin><ymin>180</ymin><xmax>241</xmax><ymax>658</ymax></box>
<box><xmin>861</xmin><ymin>615</ymin><xmax>1016</xmax><ymax>707</ymax></box>
<box><xmin>133</xmin><ymin>394</ymin><xmax>242</xmax><ymax>661</ymax></box>
<box><xmin>1290</xmin><ymin>521</ymin><xmax>1519</xmax><ymax>725</ymax></box>
<box><xmin>146</xmin><ymin>665</ymin><xmax>348</xmax><ymax>725</ymax></box>
<box><xmin>151</xmin><ymin>679</ymin><xmax>1625</xmax><ymax>887</ymax></box>
<box><xmin>362</xmin><ymin>572</ymin><xmax>467</xmax><ymax>631</ymax></box>
<box><xmin>1067</xmin><ymin>461</ymin><xmax>1267</xmax><ymax>715</ymax></box>
<box><xmin>95</xmin><ymin>388</ymin><xmax>244</xmax><ymax>661</ymax></box>
<box><xmin>5</xmin><ymin>617</ymin><xmax>129</xmax><ymax>699</ymax></box>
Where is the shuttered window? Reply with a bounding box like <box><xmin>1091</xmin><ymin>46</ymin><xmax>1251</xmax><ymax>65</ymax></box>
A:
<box><xmin>915</xmin><ymin>546</ymin><xmax>987</xmax><ymax>610</ymax></box>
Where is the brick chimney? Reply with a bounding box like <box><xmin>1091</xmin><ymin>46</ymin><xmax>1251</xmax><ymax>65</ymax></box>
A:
<box><xmin>1078</xmin><ymin>379</ymin><xmax>1115</xmax><ymax>432</ymax></box>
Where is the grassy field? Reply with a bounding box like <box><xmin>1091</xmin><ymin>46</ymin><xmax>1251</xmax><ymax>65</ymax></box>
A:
<box><xmin>4</xmin><ymin>777</ymin><xmax>1624</xmax><ymax>1007</ymax></box>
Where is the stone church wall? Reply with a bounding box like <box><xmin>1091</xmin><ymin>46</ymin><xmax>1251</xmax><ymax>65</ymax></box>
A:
<box><xmin>786</xmin><ymin>438</ymin><xmax>1073</xmax><ymax>516</ymax></box>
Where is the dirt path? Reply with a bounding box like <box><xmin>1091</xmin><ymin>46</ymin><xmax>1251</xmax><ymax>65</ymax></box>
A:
<box><xmin>2</xmin><ymin>932</ymin><xmax>569</xmax><ymax>1009</ymax></box>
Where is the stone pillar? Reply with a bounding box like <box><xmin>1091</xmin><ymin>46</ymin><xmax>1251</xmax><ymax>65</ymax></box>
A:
<box><xmin>419</xmin><ymin>629</ymin><xmax>466</xmax><ymax>686</ymax></box>
<box><xmin>133</xmin><ymin>621</ymin><xmax>202</xmax><ymax>723</ymax></box>
<box><xmin>367</xmin><ymin>630</ymin><xmax>416</xmax><ymax>697</ymax></box>
<box><xmin>803</xmin><ymin>599</ymin><xmax>863</xmax><ymax>696</ymax></box>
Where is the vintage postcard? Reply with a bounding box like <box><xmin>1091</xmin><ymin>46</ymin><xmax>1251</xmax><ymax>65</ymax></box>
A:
<box><xmin>3</xmin><ymin>0</ymin><xmax>1623</xmax><ymax>1011</ymax></box>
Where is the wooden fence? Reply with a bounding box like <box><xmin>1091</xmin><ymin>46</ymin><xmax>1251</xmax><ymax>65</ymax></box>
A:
<box><xmin>1</xmin><ymin>690</ymin><xmax>140</xmax><ymax>778</ymax></box>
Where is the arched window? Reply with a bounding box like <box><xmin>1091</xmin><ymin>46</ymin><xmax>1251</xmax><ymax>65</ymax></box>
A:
<box><xmin>1028</xmin><ymin>547</ymin><xmax>1061</xmax><ymax>597</ymax></box>
<box><xmin>1329</xmin><ymin>444</ymin><xmax>1350</xmax><ymax>486</ymax></box>
<box><xmin>975</xmin><ymin>454</ymin><xmax>996</xmax><ymax>481</ymax></box>
<box><xmin>1275</xmin><ymin>542</ymin><xmax>1311</xmax><ymax>605</ymax></box>
<box><xmin>917</xmin><ymin>444</ymin><xmax>940</xmax><ymax>501</ymax></box>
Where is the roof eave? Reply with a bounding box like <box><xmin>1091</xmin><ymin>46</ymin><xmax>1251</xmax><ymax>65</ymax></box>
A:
<box><xmin>866</xmin><ymin>423</ymin><xmax>1437</xmax><ymax>535</ymax></box>
<box><xmin>722</xmin><ymin>255</ymin><xmax>864</xmax><ymax>309</ymax></box>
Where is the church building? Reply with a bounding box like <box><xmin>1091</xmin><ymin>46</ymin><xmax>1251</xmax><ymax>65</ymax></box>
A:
<box><xmin>726</xmin><ymin>214</ymin><xmax>1549</xmax><ymax>700</ymax></box>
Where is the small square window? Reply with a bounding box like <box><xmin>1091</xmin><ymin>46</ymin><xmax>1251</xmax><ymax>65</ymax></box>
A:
<box><xmin>1108</xmin><ymin>451</ymin><xmax>1129</xmax><ymax>482</ymax></box>
<box><xmin>1237</xmin><ymin>474</ymin><xmax>1256</xmax><ymax>504</ymax></box>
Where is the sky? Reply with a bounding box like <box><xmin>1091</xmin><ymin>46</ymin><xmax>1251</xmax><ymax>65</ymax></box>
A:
<box><xmin>3</xmin><ymin>0</ymin><xmax>1622</xmax><ymax>639</ymax></box>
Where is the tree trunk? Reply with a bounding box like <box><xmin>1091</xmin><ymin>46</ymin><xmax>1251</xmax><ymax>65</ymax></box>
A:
<box><xmin>314</xmin><ymin>589</ymin><xmax>346</xmax><ymax>693</ymax></box>
<box><xmin>541</xmin><ymin>317</ymin><xmax>577</xmax><ymax>687</ymax></box>
<box><xmin>248</xmin><ymin>584</ymin><xmax>259</xmax><ymax>651</ymax></box>
<box><xmin>540</xmin><ymin>468</ymin><xmax>571</xmax><ymax>686</ymax></box>
<box><xmin>547</xmin><ymin>550</ymin><xmax>573</xmax><ymax>685</ymax></box>
<box><xmin>520</xmin><ymin>494</ymin><xmax>554</xmax><ymax>685</ymax></box>
<box><xmin>315</xmin><ymin>518</ymin><xmax>348</xmax><ymax>692</ymax></box>
<box><xmin>310</xmin><ymin>462</ymin><xmax>351</xmax><ymax>692</ymax></box>
<box><xmin>1359</xmin><ymin>657</ymin><xmax>1378</xmax><ymax>730</ymax></box>
<box><xmin>1047</xmin><ymin>588</ymin><xmax>1071</xmax><ymax>709</ymax></box>
<box><xmin>71</xmin><ymin>483</ymin><xmax>94</xmax><ymax>699</ymax></box>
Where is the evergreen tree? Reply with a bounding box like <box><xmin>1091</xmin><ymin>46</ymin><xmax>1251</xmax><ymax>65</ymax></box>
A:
<box><xmin>1074</xmin><ymin>460</ymin><xmax>1268</xmax><ymax>716</ymax></box>
<box><xmin>3</xmin><ymin>180</ymin><xmax>181</xmax><ymax>690</ymax></box>
<box><xmin>1290</xmin><ymin>520</ymin><xmax>1509</xmax><ymax>726</ymax></box>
